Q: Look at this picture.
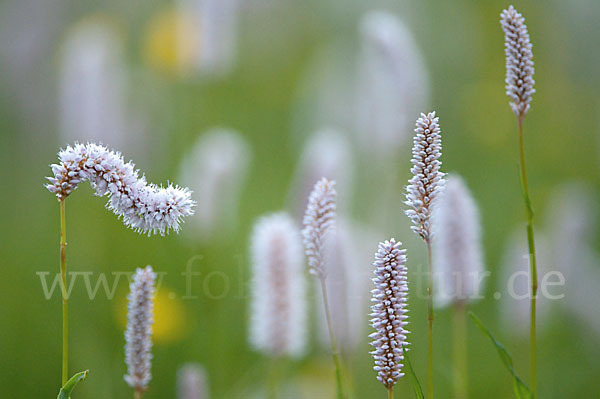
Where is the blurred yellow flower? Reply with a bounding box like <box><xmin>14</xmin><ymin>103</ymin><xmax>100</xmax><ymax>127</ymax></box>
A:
<box><xmin>143</xmin><ymin>8</ymin><xmax>201</xmax><ymax>76</ymax></box>
<box><xmin>117</xmin><ymin>284</ymin><xmax>188</xmax><ymax>344</ymax></box>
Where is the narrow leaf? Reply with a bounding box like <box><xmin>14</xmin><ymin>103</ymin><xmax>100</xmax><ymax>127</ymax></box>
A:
<box><xmin>57</xmin><ymin>370</ymin><xmax>88</xmax><ymax>399</ymax></box>
<box><xmin>469</xmin><ymin>311</ymin><xmax>531</xmax><ymax>399</ymax></box>
<box><xmin>403</xmin><ymin>346</ymin><xmax>424</xmax><ymax>399</ymax></box>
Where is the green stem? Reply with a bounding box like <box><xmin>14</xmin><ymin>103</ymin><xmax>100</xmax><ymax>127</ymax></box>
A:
<box><xmin>426</xmin><ymin>242</ymin><xmax>434</xmax><ymax>399</ymax></box>
<box><xmin>388</xmin><ymin>386</ymin><xmax>394</xmax><ymax>399</ymax></box>
<box><xmin>59</xmin><ymin>200</ymin><xmax>69</xmax><ymax>386</ymax></box>
<box><xmin>267</xmin><ymin>357</ymin><xmax>282</xmax><ymax>399</ymax></box>
<box><xmin>517</xmin><ymin>118</ymin><xmax>538</xmax><ymax>398</ymax></box>
<box><xmin>453</xmin><ymin>302</ymin><xmax>467</xmax><ymax>399</ymax></box>
<box><xmin>134</xmin><ymin>389</ymin><xmax>143</xmax><ymax>399</ymax></box>
<box><xmin>319</xmin><ymin>279</ymin><xmax>345</xmax><ymax>399</ymax></box>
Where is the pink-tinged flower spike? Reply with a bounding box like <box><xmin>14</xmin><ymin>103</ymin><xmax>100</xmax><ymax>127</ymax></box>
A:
<box><xmin>432</xmin><ymin>175</ymin><xmax>485</xmax><ymax>307</ymax></box>
<box><xmin>405</xmin><ymin>111</ymin><xmax>443</xmax><ymax>399</ymax></box>
<box><xmin>179</xmin><ymin>128</ymin><xmax>251</xmax><ymax>240</ymax></box>
<box><xmin>59</xmin><ymin>21</ymin><xmax>130</xmax><ymax>149</ymax></box>
<box><xmin>546</xmin><ymin>183</ymin><xmax>597</xmax><ymax>282</ymax></box>
<box><xmin>177</xmin><ymin>363</ymin><xmax>210</xmax><ymax>399</ymax></box>
<box><xmin>501</xmin><ymin>5</ymin><xmax>535</xmax><ymax>119</ymax></box>
<box><xmin>315</xmin><ymin>219</ymin><xmax>378</xmax><ymax>352</ymax></box>
<box><xmin>500</xmin><ymin>231</ymin><xmax>552</xmax><ymax>336</ymax></box>
<box><xmin>302</xmin><ymin>178</ymin><xmax>337</xmax><ymax>279</ymax></box>
<box><xmin>302</xmin><ymin>178</ymin><xmax>346</xmax><ymax>398</ymax></box>
<box><xmin>356</xmin><ymin>10</ymin><xmax>429</xmax><ymax>156</ymax></box>
<box><xmin>369</xmin><ymin>239</ymin><xmax>409</xmax><ymax>392</ymax></box>
<box><xmin>249</xmin><ymin>213</ymin><xmax>307</xmax><ymax>358</ymax></box>
<box><xmin>46</xmin><ymin>143</ymin><xmax>195</xmax><ymax>236</ymax></box>
<box><xmin>289</xmin><ymin>128</ymin><xmax>353</xmax><ymax>219</ymax></box>
<box><xmin>124</xmin><ymin>266</ymin><xmax>156</xmax><ymax>395</ymax></box>
<box><xmin>405</xmin><ymin>112</ymin><xmax>445</xmax><ymax>244</ymax></box>
<box><xmin>177</xmin><ymin>0</ymin><xmax>240</xmax><ymax>77</ymax></box>
<box><xmin>501</xmin><ymin>7</ymin><xmax>539</xmax><ymax>394</ymax></box>
<box><xmin>546</xmin><ymin>184</ymin><xmax>600</xmax><ymax>339</ymax></box>
<box><xmin>431</xmin><ymin>175</ymin><xmax>483</xmax><ymax>398</ymax></box>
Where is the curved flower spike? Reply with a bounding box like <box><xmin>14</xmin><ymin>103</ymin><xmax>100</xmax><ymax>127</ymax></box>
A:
<box><xmin>46</xmin><ymin>143</ymin><xmax>195</xmax><ymax>236</ymax></box>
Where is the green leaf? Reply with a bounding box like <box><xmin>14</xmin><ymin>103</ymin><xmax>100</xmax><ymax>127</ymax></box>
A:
<box><xmin>469</xmin><ymin>312</ymin><xmax>532</xmax><ymax>399</ymax></box>
<box><xmin>57</xmin><ymin>370</ymin><xmax>88</xmax><ymax>399</ymax></box>
<box><xmin>403</xmin><ymin>346</ymin><xmax>424</xmax><ymax>399</ymax></box>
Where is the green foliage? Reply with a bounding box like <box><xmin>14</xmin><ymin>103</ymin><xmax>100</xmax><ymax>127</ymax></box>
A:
<box><xmin>403</xmin><ymin>346</ymin><xmax>424</xmax><ymax>399</ymax></box>
<box><xmin>469</xmin><ymin>312</ymin><xmax>532</xmax><ymax>399</ymax></box>
<box><xmin>57</xmin><ymin>370</ymin><xmax>88</xmax><ymax>399</ymax></box>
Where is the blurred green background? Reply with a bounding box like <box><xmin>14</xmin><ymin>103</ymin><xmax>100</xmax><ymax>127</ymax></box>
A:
<box><xmin>1</xmin><ymin>0</ymin><xmax>599</xmax><ymax>398</ymax></box>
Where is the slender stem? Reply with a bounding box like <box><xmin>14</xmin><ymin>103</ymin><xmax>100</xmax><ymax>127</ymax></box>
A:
<box><xmin>134</xmin><ymin>389</ymin><xmax>143</xmax><ymax>399</ymax></box>
<box><xmin>426</xmin><ymin>242</ymin><xmax>434</xmax><ymax>399</ymax></box>
<box><xmin>388</xmin><ymin>387</ymin><xmax>394</xmax><ymax>399</ymax></box>
<box><xmin>267</xmin><ymin>357</ymin><xmax>282</xmax><ymax>399</ymax></box>
<box><xmin>59</xmin><ymin>200</ymin><xmax>69</xmax><ymax>386</ymax></box>
<box><xmin>319</xmin><ymin>279</ymin><xmax>345</xmax><ymax>399</ymax></box>
<box><xmin>517</xmin><ymin>118</ymin><xmax>537</xmax><ymax>398</ymax></box>
<box><xmin>453</xmin><ymin>302</ymin><xmax>468</xmax><ymax>399</ymax></box>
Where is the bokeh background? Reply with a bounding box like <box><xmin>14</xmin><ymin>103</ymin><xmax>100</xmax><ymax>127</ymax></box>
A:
<box><xmin>1</xmin><ymin>0</ymin><xmax>599</xmax><ymax>397</ymax></box>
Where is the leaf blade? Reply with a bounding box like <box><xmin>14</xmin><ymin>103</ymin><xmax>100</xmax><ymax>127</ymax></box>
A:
<box><xmin>57</xmin><ymin>370</ymin><xmax>89</xmax><ymax>399</ymax></box>
<box><xmin>403</xmin><ymin>346</ymin><xmax>424</xmax><ymax>399</ymax></box>
<box><xmin>469</xmin><ymin>311</ymin><xmax>531</xmax><ymax>399</ymax></box>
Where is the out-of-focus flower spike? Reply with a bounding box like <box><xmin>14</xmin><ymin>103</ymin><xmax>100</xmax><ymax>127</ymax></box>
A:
<box><xmin>546</xmin><ymin>182</ymin><xmax>597</xmax><ymax>279</ymax></box>
<box><xmin>356</xmin><ymin>10</ymin><xmax>429</xmax><ymax>156</ymax></box>
<box><xmin>249</xmin><ymin>213</ymin><xmax>307</xmax><ymax>358</ymax></box>
<box><xmin>177</xmin><ymin>363</ymin><xmax>210</xmax><ymax>399</ymax></box>
<box><xmin>315</xmin><ymin>219</ymin><xmax>377</xmax><ymax>351</ymax></box>
<box><xmin>59</xmin><ymin>19</ymin><xmax>131</xmax><ymax>149</ymax></box>
<box><xmin>177</xmin><ymin>0</ymin><xmax>240</xmax><ymax>77</ymax></box>
<box><xmin>302</xmin><ymin>178</ymin><xmax>337</xmax><ymax>279</ymax></box>
<box><xmin>546</xmin><ymin>183</ymin><xmax>600</xmax><ymax>337</ymax></box>
<box><xmin>178</xmin><ymin>128</ymin><xmax>251</xmax><ymax>240</ymax></box>
<box><xmin>432</xmin><ymin>175</ymin><xmax>485</xmax><ymax>307</ymax></box>
<box><xmin>124</xmin><ymin>266</ymin><xmax>156</xmax><ymax>393</ymax></box>
<box><xmin>500</xmin><ymin>231</ymin><xmax>552</xmax><ymax>335</ymax></box>
<box><xmin>289</xmin><ymin>127</ymin><xmax>353</xmax><ymax>219</ymax></box>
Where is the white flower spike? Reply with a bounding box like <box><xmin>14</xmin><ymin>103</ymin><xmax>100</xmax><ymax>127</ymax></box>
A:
<box><xmin>46</xmin><ymin>143</ymin><xmax>195</xmax><ymax>236</ymax></box>
<box><xmin>432</xmin><ymin>175</ymin><xmax>485</xmax><ymax>307</ymax></box>
<box><xmin>302</xmin><ymin>178</ymin><xmax>337</xmax><ymax>279</ymax></box>
<box><xmin>124</xmin><ymin>266</ymin><xmax>156</xmax><ymax>393</ymax></box>
<box><xmin>179</xmin><ymin>128</ymin><xmax>251</xmax><ymax>239</ymax></box>
<box><xmin>369</xmin><ymin>239</ymin><xmax>410</xmax><ymax>390</ymax></box>
<box><xmin>500</xmin><ymin>5</ymin><xmax>535</xmax><ymax>119</ymax></box>
<box><xmin>249</xmin><ymin>213</ymin><xmax>307</xmax><ymax>357</ymax></box>
<box><xmin>405</xmin><ymin>112</ymin><xmax>445</xmax><ymax>243</ymax></box>
<box><xmin>177</xmin><ymin>363</ymin><xmax>210</xmax><ymax>399</ymax></box>
<box><xmin>357</xmin><ymin>11</ymin><xmax>429</xmax><ymax>155</ymax></box>
<box><xmin>290</xmin><ymin>128</ymin><xmax>353</xmax><ymax>219</ymax></box>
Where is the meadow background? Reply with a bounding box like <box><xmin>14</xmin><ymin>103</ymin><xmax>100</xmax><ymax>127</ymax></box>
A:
<box><xmin>1</xmin><ymin>0</ymin><xmax>599</xmax><ymax>397</ymax></box>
